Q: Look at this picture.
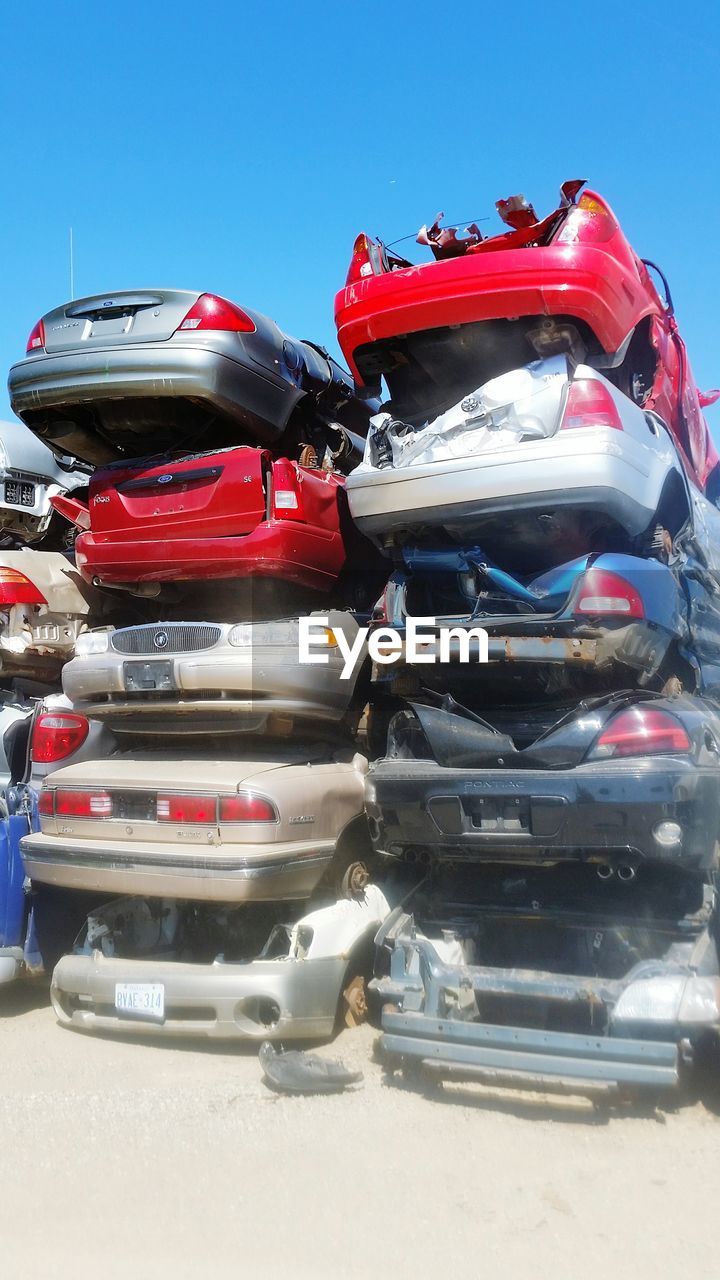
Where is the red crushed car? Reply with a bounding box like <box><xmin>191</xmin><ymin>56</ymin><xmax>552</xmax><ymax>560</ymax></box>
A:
<box><xmin>335</xmin><ymin>180</ymin><xmax>719</xmax><ymax>493</ymax></box>
<box><xmin>53</xmin><ymin>447</ymin><xmax>365</xmax><ymax>597</ymax></box>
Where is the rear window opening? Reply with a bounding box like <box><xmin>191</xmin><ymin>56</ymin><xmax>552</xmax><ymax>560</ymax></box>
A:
<box><xmin>354</xmin><ymin>315</ymin><xmax>602</xmax><ymax>423</ymax></box>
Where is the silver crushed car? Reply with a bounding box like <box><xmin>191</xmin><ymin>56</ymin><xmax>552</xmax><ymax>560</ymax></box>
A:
<box><xmin>51</xmin><ymin>884</ymin><xmax>391</xmax><ymax>1041</ymax></box>
<box><xmin>8</xmin><ymin>290</ymin><xmax>373</xmax><ymax>467</ymax></box>
<box><xmin>0</xmin><ymin>549</ymin><xmax>103</xmax><ymax>685</ymax></box>
<box><xmin>61</xmin><ymin>612</ymin><xmax>369</xmax><ymax>734</ymax></box>
<box><xmin>0</xmin><ymin>418</ymin><xmax>87</xmax><ymax>546</ymax></box>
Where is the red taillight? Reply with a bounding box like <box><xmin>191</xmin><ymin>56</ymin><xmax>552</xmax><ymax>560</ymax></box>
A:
<box><xmin>38</xmin><ymin>789</ymin><xmax>54</xmax><ymax>817</ymax></box>
<box><xmin>50</xmin><ymin>494</ymin><xmax>91</xmax><ymax>531</ymax></box>
<box><xmin>26</xmin><ymin>318</ymin><xmax>45</xmax><ymax>353</ymax></box>
<box><xmin>574</xmin><ymin>569</ymin><xmax>644</xmax><ymax>619</ymax></box>
<box><xmin>591</xmin><ymin>706</ymin><xmax>691</xmax><ymax>760</ymax></box>
<box><xmin>157</xmin><ymin>793</ymin><xmax>217</xmax><ymax>824</ymax></box>
<box><xmin>219</xmin><ymin>793</ymin><xmax>277</xmax><ymax>823</ymax></box>
<box><xmin>31</xmin><ymin>712</ymin><xmax>89</xmax><ymax>764</ymax></box>
<box><xmin>55</xmin><ymin>789</ymin><xmax>113</xmax><ymax>818</ymax></box>
<box><xmin>175</xmin><ymin>293</ymin><xmax>255</xmax><ymax>334</ymax></box>
<box><xmin>560</xmin><ymin>379</ymin><xmax>623</xmax><ymax>431</ymax></box>
<box><xmin>0</xmin><ymin>568</ymin><xmax>47</xmax><ymax>606</ymax></box>
<box><xmin>270</xmin><ymin>458</ymin><xmax>303</xmax><ymax>520</ymax></box>
<box><xmin>346</xmin><ymin>233</ymin><xmax>383</xmax><ymax>285</ymax></box>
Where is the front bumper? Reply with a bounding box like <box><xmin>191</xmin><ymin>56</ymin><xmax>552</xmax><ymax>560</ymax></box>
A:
<box><xmin>373</xmin><ymin>934</ymin><xmax>720</xmax><ymax>1095</ymax></box>
<box><xmin>366</xmin><ymin>757</ymin><xmax>720</xmax><ymax>871</ymax></box>
<box><xmin>21</xmin><ymin>832</ymin><xmax>334</xmax><ymax>902</ymax></box>
<box><xmin>0</xmin><ymin>946</ymin><xmax>24</xmax><ymax>985</ymax></box>
<box><xmin>74</xmin><ymin>519</ymin><xmax>345</xmax><ymax>590</ymax></box>
<box><xmin>9</xmin><ymin>343</ymin><xmax>299</xmax><ymax>443</ymax></box>
<box><xmin>64</xmin><ymin>643</ymin><xmax>355</xmax><ymax>727</ymax></box>
<box><xmin>380</xmin><ymin>1009</ymin><xmax>680</xmax><ymax>1093</ymax></box>
<box><xmin>51</xmin><ymin>951</ymin><xmax>346</xmax><ymax>1040</ymax></box>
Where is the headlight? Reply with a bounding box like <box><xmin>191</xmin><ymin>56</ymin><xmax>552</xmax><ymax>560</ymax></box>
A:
<box><xmin>228</xmin><ymin>624</ymin><xmax>253</xmax><ymax>648</ymax></box>
<box><xmin>74</xmin><ymin>629</ymin><xmax>112</xmax><ymax>656</ymax></box>
<box><xmin>613</xmin><ymin>976</ymin><xmax>720</xmax><ymax>1026</ymax></box>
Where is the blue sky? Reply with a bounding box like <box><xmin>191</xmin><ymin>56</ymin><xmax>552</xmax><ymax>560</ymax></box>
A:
<box><xmin>2</xmin><ymin>1</ymin><xmax>719</xmax><ymax>433</ymax></box>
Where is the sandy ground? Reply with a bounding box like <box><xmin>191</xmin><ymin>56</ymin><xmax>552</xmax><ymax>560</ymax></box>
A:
<box><xmin>1</xmin><ymin>984</ymin><xmax>718</xmax><ymax>1280</ymax></box>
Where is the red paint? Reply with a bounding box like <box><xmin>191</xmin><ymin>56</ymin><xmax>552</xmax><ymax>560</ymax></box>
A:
<box><xmin>73</xmin><ymin>446</ymin><xmax>349</xmax><ymax>591</ymax></box>
<box><xmin>335</xmin><ymin>185</ymin><xmax>718</xmax><ymax>489</ymax></box>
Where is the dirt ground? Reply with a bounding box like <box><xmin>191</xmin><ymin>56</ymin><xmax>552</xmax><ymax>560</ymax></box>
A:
<box><xmin>1</xmin><ymin>984</ymin><xmax>718</xmax><ymax>1280</ymax></box>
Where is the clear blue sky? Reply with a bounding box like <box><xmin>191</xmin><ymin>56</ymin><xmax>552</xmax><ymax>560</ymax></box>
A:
<box><xmin>2</xmin><ymin>1</ymin><xmax>719</xmax><ymax>434</ymax></box>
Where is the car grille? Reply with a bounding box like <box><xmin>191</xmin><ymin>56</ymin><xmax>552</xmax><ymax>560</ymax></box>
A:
<box><xmin>111</xmin><ymin>624</ymin><xmax>222</xmax><ymax>655</ymax></box>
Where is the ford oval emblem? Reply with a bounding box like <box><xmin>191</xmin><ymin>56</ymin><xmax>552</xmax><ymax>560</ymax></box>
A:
<box><xmin>153</xmin><ymin>631</ymin><xmax>169</xmax><ymax>650</ymax></box>
<box><xmin>156</xmin><ymin>474</ymin><xmax>173</xmax><ymax>484</ymax></box>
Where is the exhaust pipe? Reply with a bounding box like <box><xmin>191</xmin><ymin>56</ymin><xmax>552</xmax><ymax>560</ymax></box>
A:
<box><xmin>596</xmin><ymin>864</ymin><xmax>614</xmax><ymax>881</ymax></box>
<box><xmin>617</xmin><ymin>863</ymin><xmax>637</xmax><ymax>883</ymax></box>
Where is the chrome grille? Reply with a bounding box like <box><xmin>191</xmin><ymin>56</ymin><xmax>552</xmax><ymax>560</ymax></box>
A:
<box><xmin>111</xmin><ymin>624</ymin><xmax>222</xmax><ymax>655</ymax></box>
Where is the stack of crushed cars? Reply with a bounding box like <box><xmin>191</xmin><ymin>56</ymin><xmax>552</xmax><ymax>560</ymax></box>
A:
<box><xmin>3</xmin><ymin>179</ymin><xmax>720</xmax><ymax>1101</ymax></box>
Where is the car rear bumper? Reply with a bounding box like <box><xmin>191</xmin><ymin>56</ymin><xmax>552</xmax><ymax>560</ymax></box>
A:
<box><xmin>74</xmin><ymin>519</ymin><xmax>346</xmax><ymax>590</ymax></box>
<box><xmin>346</xmin><ymin>435</ymin><xmax>662</xmax><ymax>539</ymax></box>
<box><xmin>366</xmin><ymin>757</ymin><xmax>720</xmax><ymax>871</ymax></box>
<box><xmin>21</xmin><ymin>833</ymin><xmax>335</xmax><ymax>902</ymax></box>
<box><xmin>51</xmin><ymin>951</ymin><xmax>346</xmax><ymax>1040</ymax></box>
<box><xmin>335</xmin><ymin>244</ymin><xmax>651</xmax><ymax>379</ymax></box>
<box><xmin>9</xmin><ymin>343</ymin><xmax>300</xmax><ymax>441</ymax></box>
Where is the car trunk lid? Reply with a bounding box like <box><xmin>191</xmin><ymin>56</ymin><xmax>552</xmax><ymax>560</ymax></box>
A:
<box><xmin>87</xmin><ymin>446</ymin><xmax>269</xmax><ymax>540</ymax></box>
<box><xmin>41</xmin><ymin>290</ymin><xmax>200</xmax><ymax>353</ymax></box>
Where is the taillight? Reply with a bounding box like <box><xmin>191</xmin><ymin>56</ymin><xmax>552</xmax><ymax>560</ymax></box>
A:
<box><xmin>590</xmin><ymin>706</ymin><xmax>691</xmax><ymax>760</ymax></box>
<box><xmin>560</xmin><ymin>379</ymin><xmax>623</xmax><ymax>431</ymax></box>
<box><xmin>26</xmin><ymin>318</ymin><xmax>45</xmax><ymax>353</ymax></box>
<box><xmin>50</xmin><ymin>494</ymin><xmax>91</xmax><ymax>531</ymax></box>
<box><xmin>574</xmin><ymin>569</ymin><xmax>644</xmax><ymax>619</ymax></box>
<box><xmin>157</xmin><ymin>793</ymin><xmax>217</xmax><ymax>824</ymax></box>
<box><xmin>270</xmin><ymin>458</ymin><xmax>303</xmax><ymax>520</ymax></box>
<box><xmin>55</xmin><ymin>789</ymin><xmax>113</xmax><ymax>818</ymax></box>
<box><xmin>0</xmin><ymin>568</ymin><xmax>47</xmax><ymax>606</ymax></box>
<box><xmin>555</xmin><ymin>192</ymin><xmax>618</xmax><ymax>245</ymax></box>
<box><xmin>32</xmin><ymin>711</ymin><xmax>89</xmax><ymax>757</ymax></box>
<box><xmin>346</xmin><ymin>233</ymin><xmax>384</xmax><ymax>285</ymax></box>
<box><xmin>175</xmin><ymin>293</ymin><xmax>255</xmax><ymax>333</ymax></box>
<box><xmin>155</xmin><ymin>792</ymin><xmax>278</xmax><ymax>824</ymax></box>
<box><xmin>32</xmin><ymin>712</ymin><xmax>89</xmax><ymax>763</ymax></box>
<box><xmin>38</xmin><ymin>789</ymin><xmax>54</xmax><ymax>817</ymax></box>
<box><xmin>219</xmin><ymin>793</ymin><xmax>278</xmax><ymax>822</ymax></box>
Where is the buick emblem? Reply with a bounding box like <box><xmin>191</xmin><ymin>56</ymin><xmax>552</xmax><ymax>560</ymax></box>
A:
<box><xmin>461</xmin><ymin>395</ymin><xmax>480</xmax><ymax>413</ymax></box>
<box><xmin>153</xmin><ymin>631</ymin><xmax>169</xmax><ymax>650</ymax></box>
<box><xmin>156</xmin><ymin>474</ymin><xmax>173</xmax><ymax>484</ymax></box>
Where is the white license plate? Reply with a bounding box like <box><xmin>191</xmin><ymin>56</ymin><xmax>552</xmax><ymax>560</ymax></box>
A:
<box><xmin>114</xmin><ymin>982</ymin><xmax>165</xmax><ymax>1022</ymax></box>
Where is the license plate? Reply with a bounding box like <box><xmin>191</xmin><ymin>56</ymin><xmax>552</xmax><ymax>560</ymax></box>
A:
<box><xmin>90</xmin><ymin>315</ymin><xmax>133</xmax><ymax>337</ymax></box>
<box><xmin>5</xmin><ymin>480</ymin><xmax>35</xmax><ymax>508</ymax></box>
<box><xmin>114</xmin><ymin>983</ymin><xmax>165</xmax><ymax>1022</ymax></box>
<box><xmin>124</xmin><ymin>660</ymin><xmax>175</xmax><ymax>692</ymax></box>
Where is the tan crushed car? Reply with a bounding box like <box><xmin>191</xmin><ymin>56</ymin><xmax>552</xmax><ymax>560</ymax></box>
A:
<box><xmin>0</xmin><ymin>549</ymin><xmax>101</xmax><ymax>683</ymax></box>
<box><xmin>21</xmin><ymin>745</ymin><xmax>373</xmax><ymax>903</ymax></box>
